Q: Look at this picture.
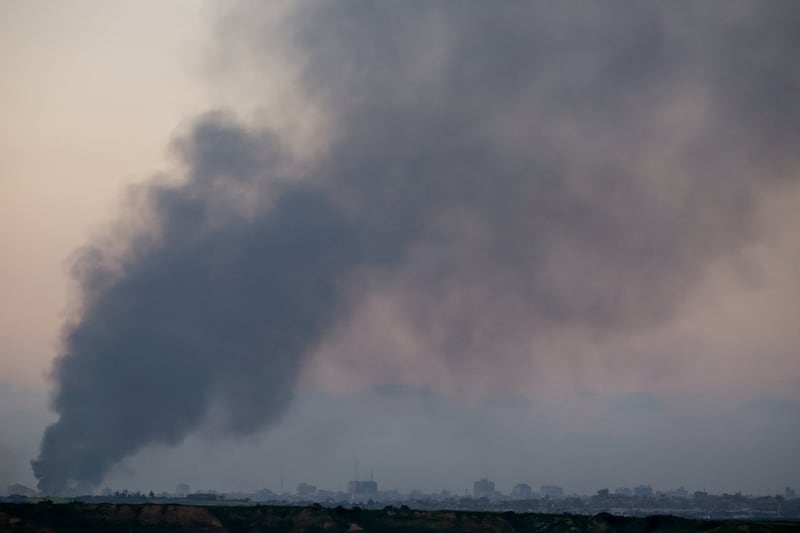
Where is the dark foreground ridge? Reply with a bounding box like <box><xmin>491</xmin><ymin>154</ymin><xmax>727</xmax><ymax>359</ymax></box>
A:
<box><xmin>1</xmin><ymin>502</ymin><xmax>798</xmax><ymax>532</ymax></box>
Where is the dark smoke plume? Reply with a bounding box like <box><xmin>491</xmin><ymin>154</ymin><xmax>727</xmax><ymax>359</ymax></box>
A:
<box><xmin>34</xmin><ymin>1</ymin><xmax>800</xmax><ymax>493</ymax></box>
<box><xmin>32</xmin><ymin>115</ymin><xmax>367</xmax><ymax>493</ymax></box>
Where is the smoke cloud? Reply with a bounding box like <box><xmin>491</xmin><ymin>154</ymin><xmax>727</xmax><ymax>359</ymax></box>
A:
<box><xmin>34</xmin><ymin>1</ymin><xmax>800</xmax><ymax>493</ymax></box>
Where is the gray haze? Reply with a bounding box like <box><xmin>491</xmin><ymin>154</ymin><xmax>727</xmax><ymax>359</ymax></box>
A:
<box><xmin>33</xmin><ymin>1</ymin><xmax>800</xmax><ymax>493</ymax></box>
<box><xmin>106</xmin><ymin>388</ymin><xmax>800</xmax><ymax>496</ymax></box>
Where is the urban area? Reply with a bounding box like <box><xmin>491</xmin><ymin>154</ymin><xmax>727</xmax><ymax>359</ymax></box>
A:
<box><xmin>3</xmin><ymin>477</ymin><xmax>798</xmax><ymax>521</ymax></box>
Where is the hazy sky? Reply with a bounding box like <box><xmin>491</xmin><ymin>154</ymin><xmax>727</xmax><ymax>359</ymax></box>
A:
<box><xmin>1</xmin><ymin>1</ymin><xmax>799</xmax><ymax>496</ymax></box>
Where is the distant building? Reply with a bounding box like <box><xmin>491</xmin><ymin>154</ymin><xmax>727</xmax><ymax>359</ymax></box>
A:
<box><xmin>633</xmin><ymin>485</ymin><xmax>653</xmax><ymax>497</ymax></box>
<box><xmin>175</xmin><ymin>483</ymin><xmax>190</xmax><ymax>497</ymax></box>
<box><xmin>473</xmin><ymin>478</ymin><xmax>495</xmax><ymax>499</ymax></box>
<box><xmin>297</xmin><ymin>482</ymin><xmax>317</xmax><ymax>497</ymax></box>
<box><xmin>786</xmin><ymin>487</ymin><xmax>797</xmax><ymax>500</ymax></box>
<box><xmin>666</xmin><ymin>486</ymin><xmax>689</xmax><ymax>499</ymax></box>
<box><xmin>315</xmin><ymin>489</ymin><xmax>337</xmax><ymax>501</ymax></box>
<box><xmin>615</xmin><ymin>487</ymin><xmax>632</xmax><ymax>496</ymax></box>
<box><xmin>252</xmin><ymin>488</ymin><xmax>275</xmax><ymax>502</ymax></box>
<box><xmin>187</xmin><ymin>492</ymin><xmax>223</xmax><ymax>501</ymax></box>
<box><xmin>512</xmin><ymin>483</ymin><xmax>532</xmax><ymax>499</ymax></box>
<box><xmin>348</xmin><ymin>480</ymin><xmax>378</xmax><ymax>495</ymax></box>
<box><xmin>541</xmin><ymin>485</ymin><xmax>564</xmax><ymax>499</ymax></box>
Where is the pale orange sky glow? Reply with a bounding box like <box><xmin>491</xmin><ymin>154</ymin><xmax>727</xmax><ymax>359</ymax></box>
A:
<box><xmin>1</xmin><ymin>1</ymin><xmax>213</xmax><ymax>387</ymax></box>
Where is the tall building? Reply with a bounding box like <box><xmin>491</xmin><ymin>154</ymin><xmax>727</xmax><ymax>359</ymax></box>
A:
<box><xmin>348</xmin><ymin>480</ymin><xmax>378</xmax><ymax>495</ymax></box>
<box><xmin>512</xmin><ymin>483</ymin><xmax>532</xmax><ymax>499</ymax></box>
<box><xmin>473</xmin><ymin>478</ymin><xmax>495</xmax><ymax>499</ymax></box>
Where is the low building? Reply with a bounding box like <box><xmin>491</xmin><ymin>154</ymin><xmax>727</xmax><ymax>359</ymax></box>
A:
<box><xmin>666</xmin><ymin>486</ymin><xmax>689</xmax><ymax>499</ymax></box>
<box><xmin>541</xmin><ymin>485</ymin><xmax>564</xmax><ymax>499</ymax></box>
<box><xmin>187</xmin><ymin>492</ymin><xmax>224</xmax><ymax>501</ymax></box>
<box><xmin>175</xmin><ymin>483</ymin><xmax>190</xmax><ymax>497</ymax></box>
<box><xmin>297</xmin><ymin>483</ymin><xmax>317</xmax><ymax>497</ymax></box>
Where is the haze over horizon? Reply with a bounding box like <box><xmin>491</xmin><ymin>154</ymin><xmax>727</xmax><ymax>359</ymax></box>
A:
<box><xmin>1</xmin><ymin>1</ymin><xmax>799</xmax><ymax>497</ymax></box>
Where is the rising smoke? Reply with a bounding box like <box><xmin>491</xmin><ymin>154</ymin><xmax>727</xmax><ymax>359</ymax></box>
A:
<box><xmin>33</xmin><ymin>1</ymin><xmax>800</xmax><ymax>493</ymax></box>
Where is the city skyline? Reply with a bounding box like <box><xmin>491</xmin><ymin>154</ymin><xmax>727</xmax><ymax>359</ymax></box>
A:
<box><xmin>5</xmin><ymin>472</ymin><xmax>796</xmax><ymax>502</ymax></box>
<box><xmin>2</xmin><ymin>380</ymin><xmax>797</xmax><ymax>496</ymax></box>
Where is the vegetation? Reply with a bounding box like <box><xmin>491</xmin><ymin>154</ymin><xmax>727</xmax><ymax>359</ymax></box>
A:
<box><xmin>1</xmin><ymin>502</ymin><xmax>798</xmax><ymax>532</ymax></box>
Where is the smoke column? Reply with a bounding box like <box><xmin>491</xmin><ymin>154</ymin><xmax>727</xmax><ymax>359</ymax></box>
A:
<box><xmin>33</xmin><ymin>2</ymin><xmax>800</xmax><ymax>493</ymax></box>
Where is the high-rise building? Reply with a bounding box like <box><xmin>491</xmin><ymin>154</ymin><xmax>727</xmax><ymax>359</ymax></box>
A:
<box><xmin>512</xmin><ymin>483</ymin><xmax>532</xmax><ymax>499</ymax></box>
<box><xmin>473</xmin><ymin>478</ymin><xmax>495</xmax><ymax>498</ymax></box>
<box><xmin>348</xmin><ymin>480</ymin><xmax>378</xmax><ymax>495</ymax></box>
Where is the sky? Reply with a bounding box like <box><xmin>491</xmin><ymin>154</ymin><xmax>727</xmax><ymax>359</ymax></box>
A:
<box><xmin>1</xmin><ymin>1</ymin><xmax>799</xmax><ymax>496</ymax></box>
